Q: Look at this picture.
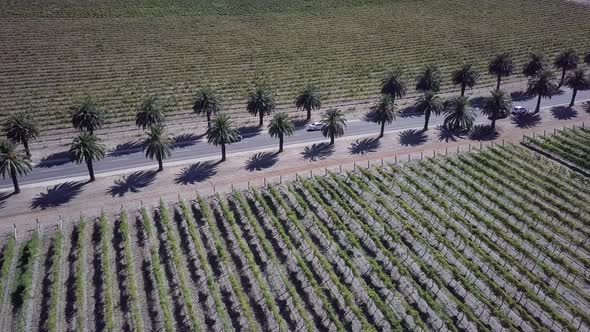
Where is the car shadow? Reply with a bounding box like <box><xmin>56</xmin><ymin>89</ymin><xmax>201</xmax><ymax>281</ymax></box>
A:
<box><xmin>349</xmin><ymin>138</ymin><xmax>381</xmax><ymax>155</ymax></box>
<box><xmin>511</xmin><ymin>113</ymin><xmax>542</xmax><ymax>129</ymax></box>
<box><xmin>510</xmin><ymin>91</ymin><xmax>534</xmax><ymax>102</ymax></box>
<box><xmin>174</xmin><ymin>161</ymin><xmax>219</xmax><ymax>185</ymax></box>
<box><xmin>399</xmin><ymin>129</ymin><xmax>428</xmax><ymax>146</ymax></box>
<box><xmin>36</xmin><ymin>151</ymin><xmax>71</xmax><ymax>168</ymax></box>
<box><xmin>107</xmin><ymin>170</ymin><xmax>158</xmax><ymax>197</ymax></box>
<box><xmin>108</xmin><ymin>140</ymin><xmax>142</xmax><ymax>157</ymax></box>
<box><xmin>550</xmin><ymin>106</ymin><xmax>577</xmax><ymax>120</ymax></box>
<box><xmin>469</xmin><ymin>124</ymin><xmax>499</xmax><ymax>141</ymax></box>
<box><xmin>245</xmin><ymin>152</ymin><xmax>279</xmax><ymax>171</ymax></box>
<box><xmin>292</xmin><ymin>118</ymin><xmax>309</xmax><ymax>129</ymax></box>
<box><xmin>437</xmin><ymin>125</ymin><xmax>465</xmax><ymax>142</ymax></box>
<box><xmin>301</xmin><ymin>143</ymin><xmax>334</xmax><ymax>161</ymax></box>
<box><xmin>173</xmin><ymin>133</ymin><xmax>205</xmax><ymax>149</ymax></box>
<box><xmin>31</xmin><ymin>181</ymin><xmax>86</xmax><ymax>210</ymax></box>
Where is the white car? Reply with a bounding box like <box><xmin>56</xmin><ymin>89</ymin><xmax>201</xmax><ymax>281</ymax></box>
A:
<box><xmin>512</xmin><ymin>106</ymin><xmax>529</xmax><ymax>115</ymax></box>
<box><xmin>306</xmin><ymin>122</ymin><xmax>324</xmax><ymax>131</ymax></box>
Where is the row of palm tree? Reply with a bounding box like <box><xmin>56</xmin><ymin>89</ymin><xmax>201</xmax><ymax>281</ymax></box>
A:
<box><xmin>1</xmin><ymin>49</ymin><xmax>589</xmax><ymax>194</ymax></box>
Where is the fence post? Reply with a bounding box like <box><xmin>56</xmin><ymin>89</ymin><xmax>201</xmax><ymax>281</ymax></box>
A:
<box><xmin>480</xmin><ymin>142</ymin><xmax>483</xmax><ymax>150</ymax></box>
<box><xmin>469</xmin><ymin>144</ymin><xmax>471</xmax><ymax>151</ymax></box>
<box><xmin>408</xmin><ymin>154</ymin><xmax>411</xmax><ymax>162</ymax></box>
<box><xmin>339</xmin><ymin>164</ymin><xmax>342</xmax><ymax>173</ymax></box>
<box><xmin>445</xmin><ymin>147</ymin><xmax>448</xmax><ymax>156</ymax></box>
<box><xmin>213</xmin><ymin>186</ymin><xmax>216</xmax><ymax>194</ymax></box>
<box><xmin>59</xmin><ymin>216</ymin><xmax>63</xmax><ymax>231</ymax></box>
<box><xmin>280</xmin><ymin>175</ymin><xmax>282</xmax><ymax>184</ymax></box>
<box><xmin>13</xmin><ymin>224</ymin><xmax>16</xmax><ymax>240</ymax></box>
<box><xmin>264</xmin><ymin>178</ymin><xmax>267</xmax><ymax>187</ymax></box>
<box><xmin>354</xmin><ymin>163</ymin><xmax>356</xmax><ymax>171</ymax></box>
<box><xmin>325</xmin><ymin>168</ymin><xmax>328</xmax><ymax>176</ymax></box>
<box><xmin>367</xmin><ymin>160</ymin><xmax>370</xmax><ymax>168</ymax></box>
<box><xmin>310</xmin><ymin>169</ymin><xmax>313</xmax><ymax>177</ymax></box>
<box><xmin>248</xmin><ymin>181</ymin><xmax>250</xmax><ymax>189</ymax></box>
<box><xmin>394</xmin><ymin>155</ymin><xmax>397</xmax><ymax>164</ymax></box>
<box><xmin>231</xmin><ymin>184</ymin><xmax>234</xmax><ymax>192</ymax></box>
<box><xmin>37</xmin><ymin>219</ymin><xmax>40</xmax><ymax>236</ymax></box>
<box><xmin>420</xmin><ymin>152</ymin><xmax>423</xmax><ymax>160</ymax></box>
<box><xmin>457</xmin><ymin>146</ymin><xmax>460</xmax><ymax>154</ymax></box>
<box><xmin>381</xmin><ymin>158</ymin><xmax>384</xmax><ymax>166</ymax></box>
<box><xmin>502</xmin><ymin>139</ymin><xmax>505</xmax><ymax>146</ymax></box>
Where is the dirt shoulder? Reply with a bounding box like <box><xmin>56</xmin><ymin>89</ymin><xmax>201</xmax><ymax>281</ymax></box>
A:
<box><xmin>1</xmin><ymin>103</ymin><xmax>589</xmax><ymax>234</ymax></box>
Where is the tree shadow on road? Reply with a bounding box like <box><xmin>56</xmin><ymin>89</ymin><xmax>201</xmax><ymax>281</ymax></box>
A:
<box><xmin>301</xmin><ymin>143</ymin><xmax>334</xmax><ymax>161</ymax></box>
<box><xmin>349</xmin><ymin>138</ymin><xmax>381</xmax><ymax>155</ymax></box>
<box><xmin>0</xmin><ymin>192</ymin><xmax>15</xmax><ymax>210</ymax></box>
<box><xmin>108</xmin><ymin>140</ymin><xmax>142</xmax><ymax>157</ymax></box>
<box><xmin>551</xmin><ymin>106</ymin><xmax>577</xmax><ymax>120</ymax></box>
<box><xmin>511</xmin><ymin>113</ymin><xmax>542</xmax><ymax>128</ymax></box>
<box><xmin>107</xmin><ymin>170</ymin><xmax>158</xmax><ymax>197</ymax></box>
<box><xmin>238</xmin><ymin>125</ymin><xmax>263</xmax><ymax>139</ymax></box>
<box><xmin>437</xmin><ymin>125</ymin><xmax>465</xmax><ymax>142</ymax></box>
<box><xmin>31</xmin><ymin>181</ymin><xmax>86</xmax><ymax>210</ymax></box>
<box><xmin>245</xmin><ymin>152</ymin><xmax>279</xmax><ymax>171</ymax></box>
<box><xmin>174</xmin><ymin>161</ymin><xmax>219</xmax><ymax>185</ymax></box>
<box><xmin>469</xmin><ymin>124</ymin><xmax>499</xmax><ymax>141</ymax></box>
<box><xmin>173</xmin><ymin>133</ymin><xmax>205</xmax><ymax>149</ymax></box>
<box><xmin>510</xmin><ymin>91</ymin><xmax>534</xmax><ymax>102</ymax></box>
<box><xmin>399</xmin><ymin>129</ymin><xmax>428</xmax><ymax>146</ymax></box>
<box><xmin>36</xmin><ymin>151</ymin><xmax>71</xmax><ymax>168</ymax></box>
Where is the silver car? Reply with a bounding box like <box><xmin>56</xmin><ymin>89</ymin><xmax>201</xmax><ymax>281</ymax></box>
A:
<box><xmin>512</xmin><ymin>106</ymin><xmax>529</xmax><ymax>115</ymax></box>
<box><xmin>306</xmin><ymin>122</ymin><xmax>324</xmax><ymax>131</ymax></box>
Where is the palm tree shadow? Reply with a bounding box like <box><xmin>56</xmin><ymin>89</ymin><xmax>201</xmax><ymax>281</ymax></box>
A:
<box><xmin>349</xmin><ymin>138</ymin><xmax>381</xmax><ymax>155</ymax></box>
<box><xmin>398</xmin><ymin>106</ymin><xmax>419</xmax><ymax>118</ymax></box>
<box><xmin>470</xmin><ymin>96</ymin><xmax>487</xmax><ymax>109</ymax></box>
<box><xmin>245</xmin><ymin>152</ymin><xmax>279</xmax><ymax>171</ymax></box>
<box><xmin>238</xmin><ymin>125</ymin><xmax>263</xmax><ymax>139</ymax></box>
<box><xmin>301</xmin><ymin>143</ymin><xmax>334</xmax><ymax>161</ymax></box>
<box><xmin>292</xmin><ymin>118</ymin><xmax>309</xmax><ymax>129</ymax></box>
<box><xmin>108</xmin><ymin>140</ymin><xmax>142</xmax><ymax>157</ymax></box>
<box><xmin>399</xmin><ymin>129</ymin><xmax>428</xmax><ymax>146</ymax></box>
<box><xmin>0</xmin><ymin>192</ymin><xmax>15</xmax><ymax>209</ymax></box>
<box><xmin>550</xmin><ymin>106</ymin><xmax>577</xmax><ymax>120</ymax></box>
<box><xmin>174</xmin><ymin>161</ymin><xmax>219</xmax><ymax>185</ymax></box>
<box><xmin>107</xmin><ymin>170</ymin><xmax>158</xmax><ymax>197</ymax></box>
<box><xmin>36</xmin><ymin>151</ymin><xmax>71</xmax><ymax>168</ymax></box>
<box><xmin>173</xmin><ymin>133</ymin><xmax>205</xmax><ymax>149</ymax></box>
<box><xmin>511</xmin><ymin>113</ymin><xmax>542</xmax><ymax>128</ymax></box>
<box><xmin>510</xmin><ymin>91</ymin><xmax>534</xmax><ymax>102</ymax></box>
<box><xmin>437</xmin><ymin>125</ymin><xmax>465</xmax><ymax>142</ymax></box>
<box><xmin>363</xmin><ymin>110</ymin><xmax>379</xmax><ymax>123</ymax></box>
<box><xmin>469</xmin><ymin>124</ymin><xmax>499</xmax><ymax>141</ymax></box>
<box><xmin>31</xmin><ymin>181</ymin><xmax>86</xmax><ymax>210</ymax></box>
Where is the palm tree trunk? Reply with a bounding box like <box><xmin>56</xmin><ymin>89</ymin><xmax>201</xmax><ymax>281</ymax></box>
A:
<box><xmin>221</xmin><ymin>143</ymin><xmax>226</xmax><ymax>162</ymax></box>
<box><xmin>86</xmin><ymin>159</ymin><xmax>95</xmax><ymax>182</ymax></box>
<box><xmin>306</xmin><ymin>108</ymin><xmax>311</xmax><ymax>122</ymax></box>
<box><xmin>207</xmin><ymin>112</ymin><xmax>211</xmax><ymax>128</ymax></box>
<box><xmin>569</xmin><ymin>88</ymin><xmax>577</xmax><ymax>107</ymax></box>
<box><xmin>259</xmin><ymin>112</ymin><xmax>264</xmax><ymax>127</ymax></box>
<box><xmin>23</xmin><ymin>140</ymin><xmax>30</xmax><ymax>157</ymax></box>
<box><xmin>423</xmin><ymin>111</ymin><xmax>431</xmax><ymax>131</ymax></box>
<box><xmin>157</xmin><ymin>156</ymin><xmax>163</xmax><ymax>171</ymax></box>
<box><xmin>496</xmin><ymin>75</ymin><xmax>501</xmax><ymax>90</ymax></box>
<box><xmin>491</xmin><ymin>118</ymin><xmax>496</xmax><ymax>129</ymax></box>
<box><xmin>330</xmin><ymin>133</ymin><xmax>335</xmax><ymax>145</ymax></box>
<box><xmin>460</xmin><ymin>84</ymin><xmax>466</xmax><ymax>97</ymax></box>
<box><xmin>379</xmin><ymin>121</ymin><xmax>385</xmax><ymax>138</ymax></box>
<box><xmin>279</xmin><ymin>134</ymin><xmax>284</xmax><ymax>153</ymax></box>
<box><xmin>534</xmin><ymin>94</ymin><xmax>542</xmax><ymax>114</ymax></box>
<box><xmin>559</xmin><ymin>69</ymin><xmax>566</xmax><ymax>88</ymax></box>
<box><xmin>11</xmin><ymin>171</ymin><xmax>20</xmax><ymax>194</ymax></box>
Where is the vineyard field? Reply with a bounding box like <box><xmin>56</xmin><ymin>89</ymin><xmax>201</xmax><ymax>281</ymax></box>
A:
<box><xmin>524</xmin><ymin>126</ymin><xmax>590</xmax><ymax>173</ymax></box>
<box><xmin>0</xmin><ymin>143</ymin><xmax>588</xmax><ymax>331</ymax></box>
<box><xmin>1</xmin><ymin>0</ymin><xmax>590</xmax><ymax>141</ymax></box>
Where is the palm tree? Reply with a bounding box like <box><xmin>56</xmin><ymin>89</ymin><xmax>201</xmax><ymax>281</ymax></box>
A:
<box><xmin>553</xmin><ymin>49</ymin><xmax>579</xmax><ymax>87</ymax></box>
<box><xmin>321</xmin><ymin>108</ymin><xmax>347</xmax><ymax>145</ymax></box>
<box><xmin>371</xmin><ymin>95</ymin><xmax>397</xmax><ymax>138</ymax></box>
<box><xmin>481</xmin><ymin>89</ymin><xmax>512</xmax><ymax>129</ymax></box>
<box><xmin>69</xmin><ymin>133</ymin><xmax>105</xmax><ymax>182</ymax></box>
<box><xmin>415</xmin><ymin>64</ymin><xmax>442</xmax><ymax>93</ymax></box>
<box><xmin>488</xmin><ymin>52</ymin><xmax>515</xmax><ymax>90</ymax></box>
<box><xmin>143</xmin><ymin>125</ymin><xmax>172</xmax><ymax>171</ymax></box>
<box><xmin>246</xmin><ymin>86</ymin><xmax>276</xmax><ymax>127</ymax></box>
<box><xmin>3</xmin><ymin>112</ymin><xmax>39</xmax><ymax>156</ymax></box>
<box><xmin>414</xmin><ymin>91</ymin><xmax>444</xmax><ymax>131</ymax></box>
<box><xmin>136</xmin><ymin>96</ymin><xmax>165</xmax><ymax>130</ymax></box>
<box><xmin>527</xmin><ymin>70</ymin><xmax>557</xmax><ymax>114</ymax></box>
<box><xmin>585</xmin><ymin>50</ymin><xmax>590</xmax><ymax>65</ymax></box>
<box><xmin>268</xmin><ymin>112</ymin><xmax>295</xmax><ymax>153</ymax></box>
<box><xmin>451</xmin><ymin>63</ymin><xmax>479</xmax><ymax>97</ymax></box>
<box><xmin>0</xmin><ymin>140</ymin><xmax>31</xmax><ymax>194</ymax></box>
<box><xmin>71</xmin><ymin>97</ymin><xmax>104</xmax><ymax>134</ymax></box>
<box><xmin>193</xmin><ymin>87</ymin><xmax>221</xmax><ymax>128</ymax></box>
<box><xmin>381</xmin><ymin>69</ymin><xmax>407</xmax><ymax>104</ymax></box>
<box><xmin>207</xmin><ymin>114</ymin><xmax>239</xmax><ymax>162</ymax></box>
<box><xmin>522</xmin><ymin>51</ymin><xmax>547</xmax><ymax>78</ymax></box>
<box><xmin>564</xmin><ymin>68</ymin><xmax>590</xmax><ymax>107</ymax></box>
<box><xmin>443</xmin><ymin>96</ymin><xmax>475</xmax><ymax>131</ymax></box>
<box><xmin>295</xmin><ymin>85</ymin><xmax>322</xmax><ymax>122</ymax></box>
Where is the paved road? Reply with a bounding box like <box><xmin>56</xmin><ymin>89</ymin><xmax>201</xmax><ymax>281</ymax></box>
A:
<box><xmin>1</xmin><ymin>89</ymin><xmax>589</xmax><ymax>190</ymax></box>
